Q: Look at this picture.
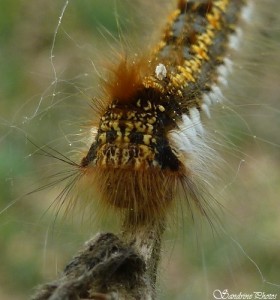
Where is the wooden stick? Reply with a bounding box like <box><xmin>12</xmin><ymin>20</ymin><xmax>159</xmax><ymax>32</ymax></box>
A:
<box><xmin>31</xmin><ymin>218</ymin><xmax>165</xmax><ymax>300</ymax></box>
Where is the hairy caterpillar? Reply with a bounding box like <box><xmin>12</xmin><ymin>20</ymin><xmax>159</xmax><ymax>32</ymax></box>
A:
<box><xmin>53</xmin><ymin>0</ymin><xmax>251</xmax><ymax>228</ymax></box>
<box><xmin>1</xmin><ymin>3</ymin><xmax>280</xmax><ymax>298</ymax></box>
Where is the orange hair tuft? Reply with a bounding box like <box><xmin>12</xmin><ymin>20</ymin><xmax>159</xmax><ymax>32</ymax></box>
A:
<box><xmin>103</xmin><ymin>56</ymin><xmax>150</xmax><ymax>104</ymax></box>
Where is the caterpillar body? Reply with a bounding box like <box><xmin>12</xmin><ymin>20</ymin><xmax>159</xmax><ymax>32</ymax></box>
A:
<box><xmin>76</xmin><ymin>0</ymin><xmax>250</xmax><ymax>226</ymax></box>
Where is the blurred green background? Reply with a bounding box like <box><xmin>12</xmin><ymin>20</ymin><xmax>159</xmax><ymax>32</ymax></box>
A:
<box><xmin>0</xmin><ymin>0</ymin><xmax>280</xmax><ymax>299</ymax></box>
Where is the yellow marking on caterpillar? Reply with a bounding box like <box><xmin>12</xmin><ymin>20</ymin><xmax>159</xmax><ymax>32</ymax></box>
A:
<box><xmin>98</xmin><ymin>133</ymin><xmax>106</xmax><ymax>144</ymax></box>
<box><xmin>143</xmin><ymin>135</ymin><xmax>152</xmax><ymax>145</ymax></box>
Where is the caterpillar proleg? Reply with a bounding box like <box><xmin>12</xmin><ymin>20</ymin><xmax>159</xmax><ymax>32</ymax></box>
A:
<box><xmin>1</xmin><ymin>0</ymin><xmax>280</xmax><ymax>298</ymax></box>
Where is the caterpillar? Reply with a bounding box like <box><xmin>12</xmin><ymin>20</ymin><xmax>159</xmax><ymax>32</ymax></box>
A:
<box><xmin>74</xmin><ymin>0</ymin><xmax>251</xmax><ymax>226</ymax></box>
